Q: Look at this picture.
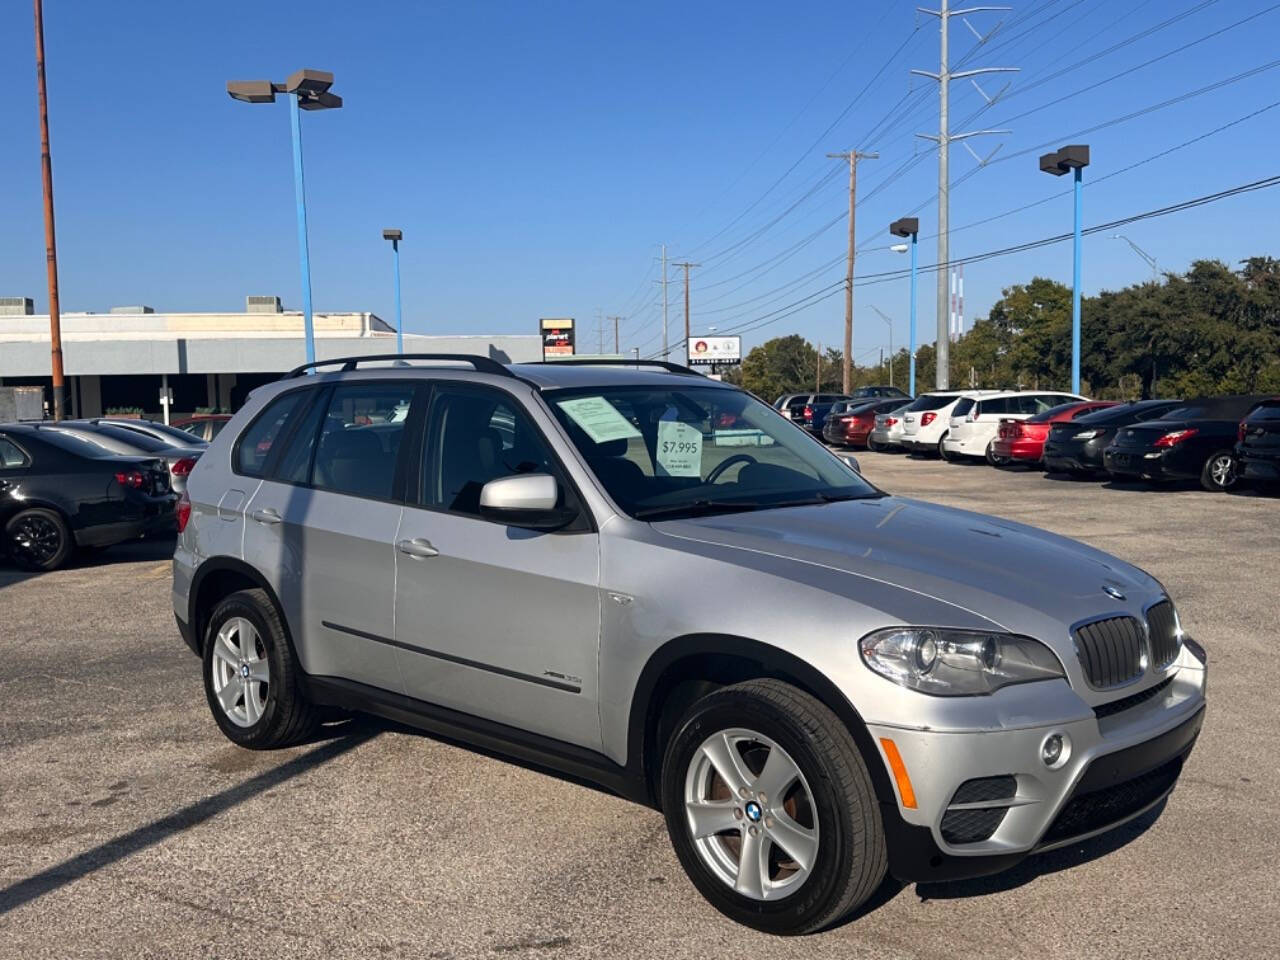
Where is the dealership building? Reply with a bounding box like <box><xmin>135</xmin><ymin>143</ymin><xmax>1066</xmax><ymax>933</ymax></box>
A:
<box><xmin>0</xmin><ymin>296</ymin><xmax>541</xmax><ymax>419</ymax></box>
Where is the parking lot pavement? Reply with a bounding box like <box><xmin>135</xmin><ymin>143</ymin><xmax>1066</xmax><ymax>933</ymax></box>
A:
<box><xmin>1</xmin><ymin>456</ymin><xmax>1276</xmax><ymax>960</ymax></box>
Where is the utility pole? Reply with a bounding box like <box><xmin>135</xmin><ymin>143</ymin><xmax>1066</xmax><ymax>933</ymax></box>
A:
<box><xmin>33</xmin><ymin>0</ymin><xmax>65</xmax><ymax>420</ymax></box>
<box><xmin>816</xmin><ymin>343</ymin><xmax>822</xmax><ymax>392</ymax></box>
<box><xmin>672</xmin><ymin>261</ymin><xmax>699</xmax><ymax>365</ymax></box>
<box><xmin>870</xmin><ymin>305</ymin><xmax>895</xmax><ymax>388</ymax></box>
<box><xmin>660</xmin><ymin>244</ymin><xmax>669</xmax><ymax>360</ymax></box>
<box><xmin>608</xmin><ymin>315</ymin><xmax>623</xmax><ymax>354</ymax></box>
<box><xmin>913</xmin><ymin>0</ymin><xmax>1017</xmax><ymax>389</ymax></box>
<box><xmin>826</xmin><ymin>150</ymin><xmax>878</xmax><ymax>394</ymax></box>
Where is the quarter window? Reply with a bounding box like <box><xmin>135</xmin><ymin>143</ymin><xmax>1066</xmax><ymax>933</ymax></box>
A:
<box><xmin>0</xmin><ymin>437</ymin><xmax>29</xmax><ymax>468</ymax></box>
<box><xmin>235</xmin><ymin>390</ymin><xmax>308</xmax><ymax>477</ymax></box>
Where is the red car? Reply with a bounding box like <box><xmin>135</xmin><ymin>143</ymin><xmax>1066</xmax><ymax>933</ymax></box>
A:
<box><xmin>991</xmin><ymin>400</ymin><xmax>1119</xmax><ymax>464</ymax></box>
<box><xmin>822</xmin><ymin>398</ymin><xmax>906</xmax><ymax>448</ymax></box>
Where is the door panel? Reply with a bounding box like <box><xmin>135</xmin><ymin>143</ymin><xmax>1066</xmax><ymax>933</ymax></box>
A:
<box><xmin>393</xmin><ymin>384</ymin><xmax>602</xmax><ymax>750</ymax></box>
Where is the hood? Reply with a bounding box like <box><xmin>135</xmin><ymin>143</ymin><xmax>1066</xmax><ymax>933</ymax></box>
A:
<box><xmin>655</xmin><ymin>496</ymin><xmax>1159</xmax><ymax>646</ymax></box>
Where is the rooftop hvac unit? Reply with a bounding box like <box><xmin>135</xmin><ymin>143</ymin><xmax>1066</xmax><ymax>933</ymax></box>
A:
<box><xmin>0</xmin><ymin>297</ymin><xmax>35</xmax><ymax>316</ymax></box>
<box><xmin>109</xmin><ymin>305</ymin><xmax>155</xmax><ymax>314</ymax></box>
<box><xmin>246</xmin><ymin>295</ymin><xmax>283</xmax><ymax>313</ymax></box>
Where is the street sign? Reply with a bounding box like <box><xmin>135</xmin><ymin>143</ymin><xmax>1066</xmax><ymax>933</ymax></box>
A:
<box><xmin>687</xmin><ymin>335</ymin><xmax>741</xmax><ymax>366</ymax></box>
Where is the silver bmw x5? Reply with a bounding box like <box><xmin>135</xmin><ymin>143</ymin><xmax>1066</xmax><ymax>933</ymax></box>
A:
<box><xmin>172</xmin><ymin>355</ymin><xmax>1206</xmax><ymax>935</ymax></box>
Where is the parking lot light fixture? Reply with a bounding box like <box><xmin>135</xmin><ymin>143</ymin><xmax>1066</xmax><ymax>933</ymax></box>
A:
<box><xmin>889</xmin><ymin>217</ymin><xmax>920</xmax><ymax>396</ymax></box>
<box><xmin>226</xmin><ymin>70</ymin><xmax>343</xmax><ymax>367</ymax></box>
<box><xmin>383</xmin><ymin>229</ymin><xmax>404</xmax><ymax>354</ymax></box>
<box><xmin>1039</xmin><ymin>144</ymin><xmax>1090</xmax><ymax>395</ymax></box>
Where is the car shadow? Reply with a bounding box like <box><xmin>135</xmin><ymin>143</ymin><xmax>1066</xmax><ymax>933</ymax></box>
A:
<box><xmin>0</xmin><ymin>533</ymin><xmax>177</xmax><ymax>585</ymax></box>
<box><xmin>824</xmin><ymin>800</ymin><xmax>1167</xmax><ymax>930</ymax></box>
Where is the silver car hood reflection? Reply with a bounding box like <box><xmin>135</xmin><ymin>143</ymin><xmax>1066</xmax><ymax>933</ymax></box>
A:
<box><xmin>655</xmin><ymin>496</ymin><xmax>1160</xmax><ymax>646</ymax></box>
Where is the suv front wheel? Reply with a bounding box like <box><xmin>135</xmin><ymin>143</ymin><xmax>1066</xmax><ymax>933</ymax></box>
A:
<box><xmin>202</xmin><ymin>588</ymin><xmax>318</xmax><ymax>749</ymax></box>
<box><xmin>660</xmin><ymin>679</ymin><xmax>886</xmax><ymax>935</ymax></box>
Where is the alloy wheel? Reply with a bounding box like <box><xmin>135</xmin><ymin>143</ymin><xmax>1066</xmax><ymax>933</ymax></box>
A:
<box><xmin>1210</xmin><ymin>454</ymin><xmax>1236</xmax><ymax>489</ymax></box>
<box><xmin>209</xmin><ymin>617</ymin><xmax>270</xmax><ymax>727</ymax></box>
<box><xmin>683</xmin><ymin>728</ymin><xmax>819</xmax><ymax>901</ymax></box>
<box><xmin>10</xmin><ymin>513</ymin><xmax>62</xmax><ymax>567</ymax></box>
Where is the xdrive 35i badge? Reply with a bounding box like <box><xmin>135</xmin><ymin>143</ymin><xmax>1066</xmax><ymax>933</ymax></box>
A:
<box><xmin>1102</xmin><ymin>585</ymin><xmax>1126</xmax><ymax>601</ymax></box>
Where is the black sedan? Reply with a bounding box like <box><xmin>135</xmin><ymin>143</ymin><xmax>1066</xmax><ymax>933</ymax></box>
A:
<box><xmin>1043</xmin><ymin>399</ymin><xmax>1183</xmax><ymax>476</ymax></box>
<box><xmin>1237</xmin><ymin>397</ymin><xmax>1280</xmax><ymax>485</ymax></box>
<box><xmin>1102</xmin><ymin>395</ymin><xmax>1273</xmax><ymax>492</ymax></box>
<box><xmin>0</xmin><ymin>423</ymin><xmax>176</xmax><ymax>570</ymax></box>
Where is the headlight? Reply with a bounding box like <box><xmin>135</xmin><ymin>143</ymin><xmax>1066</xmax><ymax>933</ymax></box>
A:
<box><xmin>859</xmin><ymin>627</ymin><xmax>1065</xmax><ymax>696</ymax></box>
<box><xmin>1074</xmin><ymin>429</ymin><xmax>1099</xmax><ymax>439</ymax></box>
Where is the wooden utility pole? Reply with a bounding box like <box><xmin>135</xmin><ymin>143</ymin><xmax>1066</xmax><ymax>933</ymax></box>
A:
<box><xmin>672</xmin><ymin>261</ymin><xmax>699</xmax><ymax>365</ymax></box>
<box><xmin>826</xmin><ymin>149</ymin><xmax>878</xmax><ymax>394</ymax></box>
<box><xmin>607</xmin><ymin>315</ymin><xmax>623</xmax><ymax>354</ymax></box>
<box><xmin>34</xmin><ymin>0</ymin><xmax>66</xmax><ymax>420</ymax></box>
<box><xmin>816</xmin><ymin>343</ymin><xmax>822</xmax><ymax>392</ymax></box>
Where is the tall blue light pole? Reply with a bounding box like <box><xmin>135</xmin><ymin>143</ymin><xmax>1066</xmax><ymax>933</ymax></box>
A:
<box><xmin>1040</xmin><ymin>145</ymin><xmax>1090</xmax><ymax>395</ymax></box>
<box><xmin>890</xmin><ymin>217</ymin><xmax>920</xmax><ymax>396</ymax></box>
<box><xmin>383</xmin><ymin>229</ymin><xmax>404</xmax><ymax>354</ymax></box>
<box><xmin>228</xmin><ymin>70</ymin><xmax>343</xmax><ymax>368</ymax></box>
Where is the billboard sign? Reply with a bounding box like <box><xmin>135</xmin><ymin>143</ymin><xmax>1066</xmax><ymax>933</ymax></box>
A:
<box><xmin>540</xmin><ymin>317</ymin><xmax>575</xmax><ymax>359</ymax></box>
<box><xmin>687</xmin><ymin>335</ymin><xmax>741</xmax><ymax>366</ymax></box>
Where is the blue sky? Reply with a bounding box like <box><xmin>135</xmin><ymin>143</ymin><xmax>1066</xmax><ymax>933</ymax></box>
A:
<box><xmin>2</xmin><ymin>0</ymin><xmax>1278</xmax><ymax>364</ymax></box>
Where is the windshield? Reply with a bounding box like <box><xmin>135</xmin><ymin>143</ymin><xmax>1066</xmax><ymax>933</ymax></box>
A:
<box><xmin>45</xmin><ymin>428</ymin><xmax>146</xmax><ymax>455</ymax></box>
<box><xmin>109</xmin><ymin>419</ymin><xmax>207</xmax><ymax>445</ymax></box>
<box><xmin>546</xmin><ymin>385</ymin><xmax>880</xmax><ymax>520</ymax></box>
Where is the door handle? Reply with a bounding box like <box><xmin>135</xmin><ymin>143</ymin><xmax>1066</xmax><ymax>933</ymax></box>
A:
<box><xmin>397</xmin><ymin>537</ymin><xmax>439</xmax><ymax>559</ymax></box>
<box><xmin>251</xmin><ymin>508</ymin><xmax>282</xmax><ymax>525</ymax></box>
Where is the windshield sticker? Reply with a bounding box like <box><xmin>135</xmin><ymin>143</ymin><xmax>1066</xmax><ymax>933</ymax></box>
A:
<box><xmin>656</xmin><ymin>419</ymin><xmax>703</xmax><ymax>476</ymax></box>
<box><xmin>556</xmin><ymin>396</ymin><xmax>642</xmax><ymax>443</ymax></box>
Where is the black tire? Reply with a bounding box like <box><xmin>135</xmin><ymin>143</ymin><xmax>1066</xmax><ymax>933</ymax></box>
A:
<box><xmin>661</xmin><ymin>679</ymin><xmax>886</xmax><ymax>935</ymax></box>
<box><xmin>937</xmin><ymin>433</ymin><xmax>957</xmax><ymax>461</ymax></box>
<box><xmin>202</xmin><ymin>588</ymin><xmax>319</xmax><ymax>749</ymax></box>
<box><xmin>5</xmin><ymin>507</ymin><xmax>72</xmax><ymax>571</ymax></box>
<box><xmin>1200</xmin><ymin>450</ymin><xmax>1239</xmax><ymax>492</ymax></box>
<box><xmin>985</xmin><ymin>439</ymin><xmax>1009</xmax><ymax>467</ymax></box>
<box><xmin>866</xmin><ymin>436</ymin><xmax>884</xmax><ymax>453</ymax></box>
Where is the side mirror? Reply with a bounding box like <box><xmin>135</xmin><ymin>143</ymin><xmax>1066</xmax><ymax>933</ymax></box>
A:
<box><xmin>479</xmin><ymin>473</ymin><xmax>576</xmax><ymax>530</ymax></box>
<box><xmin>837</xmin><ymin>453</ymin><xmax>862</xmax><ymax>474</ymax></box>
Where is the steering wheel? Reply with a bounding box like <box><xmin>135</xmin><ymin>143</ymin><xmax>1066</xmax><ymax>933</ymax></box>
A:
<box><xmin>707</xmin><ymin>453</ymin><xmax>757</xmax><ymax>484</ymax></box>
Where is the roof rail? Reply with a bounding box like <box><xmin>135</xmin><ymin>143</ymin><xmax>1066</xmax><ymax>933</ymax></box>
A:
<box><xmin>530</xmin><ymin>358</ymin><xmax>703</xmax><ymax>377</ymax></box>
<box><xmin>282</xmin><ymin>353</ymin><xmax>514</xmax><ymax>380</ymax></box>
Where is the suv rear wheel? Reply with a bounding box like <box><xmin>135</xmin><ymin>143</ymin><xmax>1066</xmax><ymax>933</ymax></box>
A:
<box><xmin>202</xmin><ymin>588</ymin><xmax>318</xmax><ymax>749</ymax></box>
<box><xmin>660</xmin><ymin>679</ymin><xmax>885</xmax><ymax>935</ymax></box>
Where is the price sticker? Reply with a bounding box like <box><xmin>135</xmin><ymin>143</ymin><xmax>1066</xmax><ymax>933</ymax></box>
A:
<box><xmin>656</xmin><ymin>420</ymin><xmax>703</xmax><ymax>477</ymax></box>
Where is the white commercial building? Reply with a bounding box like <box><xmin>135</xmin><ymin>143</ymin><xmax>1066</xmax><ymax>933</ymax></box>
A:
<box><xmin>0</xmin><ymin>296</ymin><xmax>541</xmax><ymax>418</ymax></box>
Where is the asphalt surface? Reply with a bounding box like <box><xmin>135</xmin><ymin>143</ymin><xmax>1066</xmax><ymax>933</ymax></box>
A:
<box><xmin>1</xmin><ymin>452</ymin><xmax>1276</xmax><ymax>959</ymax></box>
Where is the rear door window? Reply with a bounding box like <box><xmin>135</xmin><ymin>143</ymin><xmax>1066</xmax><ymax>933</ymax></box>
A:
<box><xmin>235</xmin><ymin>389</ymin><xmax>309</xmax><ymax>477</ymax></box>
<box><xmin>977</xmin><ymin>398</ymin><xmax>1009</xmax><ymax>417</ymax></box>
<box><xmin>310</xmin><ymin>383</ymin><xmax>416</xmax><ymax>500</ymax></box>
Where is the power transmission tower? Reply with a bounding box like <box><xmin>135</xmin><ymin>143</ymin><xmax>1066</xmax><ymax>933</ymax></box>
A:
<box><xmin>913</xmin><ymin>1</ymin><xmax>1017</xmax><ymax>389</ymax></box>
<box><xmin>607</xmin><ymin>315</ymin><xmax>624</xmax><ymax>354</ymax></box>
<box><xmin>826</xmin><ymin>149</ymin><xmax>878</xmax><ymax>394</ymax></box>
<box><xmin>672</xmin><ymin>261</ymin><xmax>700</xmax><ymax>365</ymax></box>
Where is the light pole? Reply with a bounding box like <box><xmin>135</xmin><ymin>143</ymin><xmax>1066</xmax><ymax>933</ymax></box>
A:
<box><xmin>1039</xmin><ymin>144</ymin><xmax>1090</xmax><ymax>395</ymax></box>
<box><xmin>870</xmin><ymin>306</ymin><xmax>895</xmax><ymax>387</ymax></box>
<box><xmin>889</xmin><ymin>217</ymin><xmax>919</xmax><ymax>396</ymax></box>
<box><xmin>383</xmin><ymin>229</ymin><xmax>404</xmax><ymax>353</ymax></box>
<box><xmin>227</xmin><ymin>70</ymin><xmax>343</xmax><ymax>367</ymax></box>
<box><xmin>1111</xmin><ymin>234</ymin><xmax>1159</xmax><ymax>282</ymax></box>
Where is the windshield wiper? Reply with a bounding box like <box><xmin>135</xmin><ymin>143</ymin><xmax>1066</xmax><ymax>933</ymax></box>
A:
<box><xmin>634</xmin><ymin>492</ymin><xmax>873</xmax><ymax>520</ymax></box>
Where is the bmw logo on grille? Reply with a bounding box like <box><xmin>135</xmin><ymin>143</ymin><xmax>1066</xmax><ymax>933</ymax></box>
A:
<box><xmin>744</xmin><ymin>801</ymin><xmax>763</xmax><ymax>822</ymax></box>
<box><xmin>1102</xmin><ymin>585</ymin><xmax>1126</xmax><ymax>601</ymax></box>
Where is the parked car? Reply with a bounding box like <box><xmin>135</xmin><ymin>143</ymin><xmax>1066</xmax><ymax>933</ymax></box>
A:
<box><xmin>1042</xmin><ymin>400</ymin><xmax>1185</xmax><ymax>477</ymax></box>
<box><xmin>866</xmin><ymin>401</ymin><xmax>913</xmax><ymax>452</ymax></box>
<box><xmin>175</xmin><ymin>355</ymin><xmax>1205</xmax><ymax>935</ymax></box>
<box><xmin>848</xmin><ymin>384</ymin><xmax>909</xmax><ymax>400</ymax></box>
<box><xmin>1236</xmin><ymin>397</ymin><xmax>1280</xmax><ymax>486</ymax></box>
<box><xmin>942</xmin><ymin>391</ymin><xmax>1085</xmax><ymax>465</ymax></box>
<box><xmin>55</xmin><ymin>420</ymin><xmax>205</xmax><ymax>494</ymax></box>
<box><xmin>80</xmin><ymin>417</ymin><xmax>210</xmax><ymax>448</ymax></box>
<box><xmin>775</xmin><ymin>393</ymin><xmax>849</xmax><ymax>424</ymax></box>
<box><xmin>0</xmin><ymin>423</ymin><xmax>176</xmax><ymax>570</ymax></box>
<box><xmin>899</xmin><ymin>390</ymin><xmax>999</xmax><ymax>456</ymax></box>
<box><xmin>824</xmin><ymin>398</ymin><xmax>908</xmax><ymax>448</ymax></box>
<box><xmin>173</xmin><ymin>414</ymin><xmax>233</xmax><ymax>443</ymax></box>
<box><xmin>989</xmin><ymin>401</ymin><xmax>1119</xmax><ymax>466</ymax></box>
<box><xmin>1103</xmin><ymin>395</ymin><xmax>1273</xmax><ymax>491</ymax></box>
<box><xmin>802</xmin><ymin>396</ymin><xmax>853</xmax><ymax>438</ymax></box>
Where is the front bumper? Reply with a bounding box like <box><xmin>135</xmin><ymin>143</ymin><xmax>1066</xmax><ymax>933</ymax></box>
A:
<box><xmin>868</xmin><ymin>647</ymin><xmax>1206</xmax><ymax>883</ymax></box>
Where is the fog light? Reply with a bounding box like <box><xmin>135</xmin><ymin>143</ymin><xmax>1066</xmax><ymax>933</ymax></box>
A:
<box><xmin>1042</xmin><ymin>735</ymin><xmax>1063</xmax><ymax>766</ymax></box>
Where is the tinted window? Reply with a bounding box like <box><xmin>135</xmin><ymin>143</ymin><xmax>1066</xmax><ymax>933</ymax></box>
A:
<box><xmin>81</xmin><ymin>424</ymin><xmax>171</xmax><ymax>452</ymax></box>
<box><xmin>1248</xmin><ymin>401</ymin><xmax>1280</xmax><ymax>422</ymax></box>
<box><xmin>1028</xmin><ymin>402</ymin><xmax>1077</xmax><ymax>424</ymax></box>
<box><xmin>423</xmin><ymin>387</ymin><xmax>560</xmax><ymax>517</ymax></box>
<box><xmin>0</xmin><ymin>436</ymin><xmax>29</xmax><ymax>468</ymax></box>
<box><xmin>275</xmin><ymin>391</ymin><xmax>330</xmax><ymax>484</ymax></box>
<box><xmin>905</xmin><ymin>393</ymin><xmax>957</xmax><ymax>412</ymax></box>
<box><xmin>110</xmin><ymin>420</ymin><xmax>203</xmax><ymax>445</ymax></box>
<box><xmin>310</xmin><ymin>383</ymin><xmax>414</xmax><ymax>500</ymax></box>
<box><xmin>236</xmin><ymin>390</ymin><xmax>308</xmax><ymax>477</ymax></box>
<box><xmin>207</xmin><ymin>420</ymin><xmax>228</xmax><ymax>439</ymax></box>
<box><xmin>951</xmin><ymin>398</ymin><xmax>975</xmax><ymax>417</ymax></box>
<box><xmin>1134</xmin><ymin>403</ymin><xmax>1179</xmax><ymax>422</ymax></box>
<box><xmin>978</xmin><ymin>398</ymin><xmax>1010</xmax><ymax>416</ymax></box>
